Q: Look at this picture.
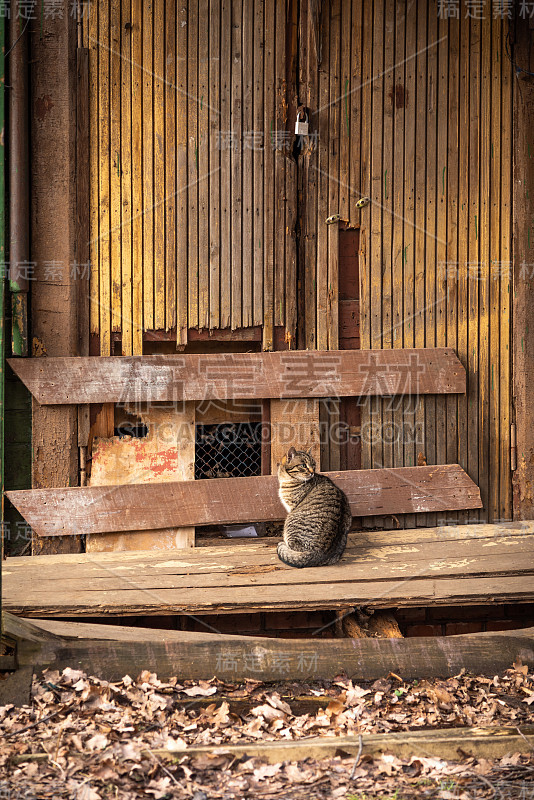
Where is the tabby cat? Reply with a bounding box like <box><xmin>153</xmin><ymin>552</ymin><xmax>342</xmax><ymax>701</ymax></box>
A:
<box><xmin>277</xmin><ymin>447</ymin><xmax>352</xmax><ymax>568</ymax></box>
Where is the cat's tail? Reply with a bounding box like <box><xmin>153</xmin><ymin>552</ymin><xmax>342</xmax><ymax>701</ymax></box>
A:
<box><xmin>277</xmin><ymin>538</ymin><xmax>347</xmax><ymax>569</ymax></box>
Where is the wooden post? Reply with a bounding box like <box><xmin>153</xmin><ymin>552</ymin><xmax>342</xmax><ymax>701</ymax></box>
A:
<box><xmin>30</xmin><ymin>2</ymin><xmax>80</xmax><ymax>555</ymax></box>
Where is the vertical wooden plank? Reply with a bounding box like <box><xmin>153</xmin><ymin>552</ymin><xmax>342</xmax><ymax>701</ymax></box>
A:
<box><xmin>209</xmin><ymin>0</ymin><xmax>221</xmax><ymax>331</ymax></box>
<box><xmin>165</xmin><ymin>0</ymin><xmax>177</xmax><ymax>333</ymax></box>
<box><xmin>274</xmin><ymin>0</ymin><xmax>286</xmax><ymax>331</ymax></box>
<box><xmin>489</xmin><ymin>11</ymin><xmax>501</xmax><ymax>521</ymax></box>
<box><xmin>188</xmin><ymin>0</ymin><xmax>199</xmax><ymax>329</ymax></box>
<box><xmin>434</xmin><ymin>11</ymin><xmax>449</xmax><ymax>487</ymax></box>
<box><xmin>349</xmin><ymin>0</ymin><xmax>361</xmax><ymax>227</ymax></box>
<box><xmin>198</xmin><ymin>0</ymin><xmax>209</xmax><ymax>329</ymax></box>
<box><xmin>263</xmin><ymin>0</ymin><xmax>274</xmax><ymax>349</ymax></box>
<box><xmin>220</xmin><ymin>0</ymin><xmax>231</xmax><ymax>328</ymax></box>
<box><xmin>253</xmin><ymin>0</ymin><xmax>264</xmax><ymax>328</ymax></box>
<box><xmin>328</xmin><ymin>0</ymin><xmax>340</xmax><ymax>353</ymax></box>
<box><xmin>176</xmin><ymin>2</ymin><xmax>188</xmax><ymax>345</ymax></box>
<box><xmin>478</xmin><ymin>8</ymin><xmax>491</xmax><ymax>520</ymax></box>
<box><xmin>358</xmin><ymin>0</ymin><xmax>372</xmax><ymax>472</ymax></box>
<box><xmin>424</xmin><ymin>0</ymin><xmax>438</xmax><ymax>527</ymax></box>
<box><xmin>131</xmin><ymin>0</ymin><xmax>143</xmax><ymax>354</ymax></box>
<box><xmin>242</xmin><ymin>0</ymin><xmax>254</xmax><ymax>328</ymax></box>
<box><xmin>303</xmin><ymin>2</ymin><xmax>318</xmax><ymax>351</ymax></box>
<box><xmin>467</xmin><ymin>10</ymin><xmax>480</xmax><ymax>521</ymax></box>
<box><xmin>89</xmin><ymin>3</ymin><xmax>100</xmax><ymax>339</ymax></box>
<box><xmin>369</xmin><ymin>0</ymin><xmax>384</xmax><ymax>474</ymax></box>
<box><xmin>403</xmin><ymin>0</ymin><xmax>417</xmax><ymax>502</ymax></box>
<box><xmin>270</xmin><ymin>400</ymin><xmax>321</xmax><ymax>473</ymax></box>
<box><xmin>316</xmin><ymin>4</ymin><xmax>330</xmax><ymax>353</ymax></box>
<box><xmin>285</xmin><ymin>0</ymin><xmax>297</xmax><ymax>353</ymax></box>
<box><xmin>339</xmin><ymin>0</ymin><xmax>350</xmax><ymax>225</ymax></box>
<box><xmin>285</xmin><ymin>156</ymin><xmax>298</xmax><ymax>348</ymax></box>
<box><xmin>153</xmin><ymin>0</ymin><xmax>165</xmax><ymax>331</ymax></box>
<box><xmin>381</xmin><ymin>0</ymin><xmax>393</xmax><ymax>476</ymax></box>
<box><xmin>413</xmin><ymin>0</ymin><xmax>427</xmax><ymax>525</ymax></box>
<box><xmin>456</xmin><ymin>2</ymin><xmax>469</xmax><ymax>524</ymax></box>
<box><xmin>391</xmin><ymin>0</ymin><xmax>405</xmax><ymax>478</ymax></box>
<box><xmin>76</xmin><ymin>49</ymin><xmax>90</xmax><ymax>360</ymax></box>
<box><xmin>98</xmin><ymin>0</ymin><xmax>112</xmax><ymax>356</ymax></box>
<box><xmin>328</xmin><ymin>0</ymin><xmax>340</xmax><ymax>471</ymax></box>
<box><xmin>512</xmin><ymin>16</ymin><xmax>534</xmax><ymax>521</ymax></box>
<box><xmin>445</xmin><ymin>12</ymin><xmax>459</xmax><ymax>525</ymax></box>
<box><xmin>110</xmin><ymin>0</ymin><xmax>122</xmax><ymax>339</ymax></box>
<box><xmin>499</xmin><ymin>16</ymin><xmax>512</xmax><ymax>521</ymax></box>
<box><xmin>142</xmin><ymin>0</ymin><xmax>154</xmax><ymax>332</ymax></box>
<box><xmin>77</xmin><ymin>47</ymin><xmax>91</xmax><ymax>452</ymax></box>
<box><xmin>121</xmin><ymin>0</ymin><xmax>133</xmax><ymax>356</ymax></box>
<box><xmin>231</xmin><ymin>0</ymin><xmax>243</xmax><ymax>330</ymax></box>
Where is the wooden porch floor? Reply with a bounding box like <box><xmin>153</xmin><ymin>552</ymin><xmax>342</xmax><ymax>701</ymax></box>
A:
<box><xmin>3</xmin><ymin>522</ymin><xmax>534</xmax><ymax>618</ymax></box>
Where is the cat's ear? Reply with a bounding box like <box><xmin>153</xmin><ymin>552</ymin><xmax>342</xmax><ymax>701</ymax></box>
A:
<box><xmin>288</xmin><ymin>446</ymin><xmax>297</xmax><ymax>459</ymax></box>
<box><xmin>307</xmin><ymin>447</ymin><xmax>314</xmax><ymax>457</ymax></box>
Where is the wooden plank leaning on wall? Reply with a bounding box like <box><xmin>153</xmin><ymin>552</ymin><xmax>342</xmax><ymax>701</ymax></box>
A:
<box><xmin>30</xmin><ymin>2</ymin><xmax>81</xmax><ymax>555</ymax></box>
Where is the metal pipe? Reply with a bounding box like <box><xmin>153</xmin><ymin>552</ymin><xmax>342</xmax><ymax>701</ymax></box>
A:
<box><xmin>0</xmin><ymin>12</ymin><xmax>6</xmax><ymax>615</ymax></box>
<box><xmin>8</xmin><ymin>3</ymin><xmax>29</xmax><ymax>357</ymax></box>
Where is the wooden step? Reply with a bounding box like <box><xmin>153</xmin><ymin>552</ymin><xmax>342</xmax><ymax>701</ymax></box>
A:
<box><xmin>3</xmin><ymin>522</ymin><xmax>533</xmax><ymax>618</ymax></box>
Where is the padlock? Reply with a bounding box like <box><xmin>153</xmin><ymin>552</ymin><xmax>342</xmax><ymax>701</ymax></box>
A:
<box><xmin>295</xmin><ymin>111</ymin><xmax>309</xmax><ymax>136</ymax></box>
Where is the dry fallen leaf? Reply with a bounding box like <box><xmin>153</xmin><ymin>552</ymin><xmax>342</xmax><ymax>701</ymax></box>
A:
<box><xmin>182</xmin><ymin>684</ymin><xmax>217</xmax><ymax>698</ymax></box>
<box><xmin>253</xmin><ymin>762</ymin><xmax>281</xmax><ymax>781</ymax></box>
<box><xmin>250</xmin><ymin>704</ymin><xmax>287</xmax><ymax>723</ymax></box>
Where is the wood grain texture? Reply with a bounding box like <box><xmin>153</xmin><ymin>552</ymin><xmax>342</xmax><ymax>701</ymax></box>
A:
<box><xmin>8</xmin><ymin>348</ymin><xmax>466</xmax><ymax>405</ymax></box>
<box><xmin>513</xmin><ymin>17</ymin><xmax>534</xmax><ymax>520</ymax></box>
<box><xmin>29</xmin><ymin>9</ymin><xmax>80</xmax><ymax>556</ymax></box>
<box><xmin>6</xmin><ymin>464</ymin><xmax>481</xmax><ymax>537</ymax></box>
<box><xmin>5</xmin><ymin>521</ymin><xmax>534</xmax><ymax>619</ymax></box>
<box><xmin>269</xmin><ymin>399</ymin><xmax>321</xmax><ymax>472</ymax></box>
<box><xmin>352</xmin><ymin>1</ymin><xmax>513</xmax><ymax>528</ymax></box>
<box><xmin>86</xmin><ymin>404</ymin><xmax>196</xmax><ymax>552</ymax></box>
<box><xmin>7</xmin><ymin>614</ymin><xmax>534</xmax><ymax>684</ymax></box>
<box><xmin>86</xmin><ymin>1</ymin><xmax>290</xmax><ymax>339</ymax></box>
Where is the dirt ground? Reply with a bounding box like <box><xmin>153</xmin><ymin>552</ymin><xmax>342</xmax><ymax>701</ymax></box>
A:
<box><xmin>1</xmin><ymin>664</ymin><xmax>533</xmax><ymax>799</ymax></box>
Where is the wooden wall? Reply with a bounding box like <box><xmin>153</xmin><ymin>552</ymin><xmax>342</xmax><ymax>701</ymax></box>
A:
<box><xmin>84</xmin><ymin>0</ymin><xmax>297</xmax><ymax>354</ymax></box>
<box><xmin>300</xmin><ymin>0</ymin><xmax>512</xmax><ymax>523</ymax></box>
<box><xmin>84</xmin><ymin>0</ymin><xmax>513</xmax><ymax>524</ymax></box>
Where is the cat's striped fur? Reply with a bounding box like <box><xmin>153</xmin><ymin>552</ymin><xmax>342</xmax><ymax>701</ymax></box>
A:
<box><xmin>277</xmin><ymin>447</ymin><xmax>351</xmax><ymax>568</ymax></box>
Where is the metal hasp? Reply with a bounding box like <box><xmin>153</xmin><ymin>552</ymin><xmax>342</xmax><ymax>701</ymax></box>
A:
<box><xmin>8</xmin><ymin>5</ymin><xmax>29</xmax><ymax>357</ymax></box>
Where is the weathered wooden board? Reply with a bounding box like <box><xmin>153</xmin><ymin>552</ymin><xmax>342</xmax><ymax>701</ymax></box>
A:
<box><xmin>86</xmin><ymin>404</ymin><xmax>196</xmax><ymax>553</ymax></box>
<box><xmin>6</xmin><ymin>465</ymin><xmax>481</xmax><ymax>537</ymax></box>
<box><xmin>160</xmin><ymin>726</ymin><xmax>534</xmax><ymax>763</ymax></box>
<box><xmin>5</xmin><ymin>612</ymin><xmax>534</xmax><ymax>683</ymax></box>
<box><xmin>8</xmin><ymin>348</ymin><xmax>466</xmax><ymax>405</ymax></box>
<box><xmin>3</xmin><ymin>522</ymin><xmax>533</xmax><ymax>618</ymax></box>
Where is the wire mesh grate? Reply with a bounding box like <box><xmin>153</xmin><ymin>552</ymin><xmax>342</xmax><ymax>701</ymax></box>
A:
<box><xmin>195</xmin><ymin>423</ymin><xmax>262</xmax><ymax>480</ymax></box>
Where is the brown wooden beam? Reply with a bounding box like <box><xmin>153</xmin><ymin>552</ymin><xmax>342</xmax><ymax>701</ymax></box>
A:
<box><xmin>5</xmin><ymin>613</ymin><xmax>534</xmax><ymax>683</ymax></box>
<box><xmin>28</xmin><ymin>1</ymin><xmax>81</xmax><ymax>556</ymax></box>
<box><xmin>6</xmin><ymin>464</ymin><xmax>482</xmax><ymax>537</ymax></box>
<box><xmin>8</xmin><ymin>348</ymin><xmax>466</xmax><ymax>406</ymax></box>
